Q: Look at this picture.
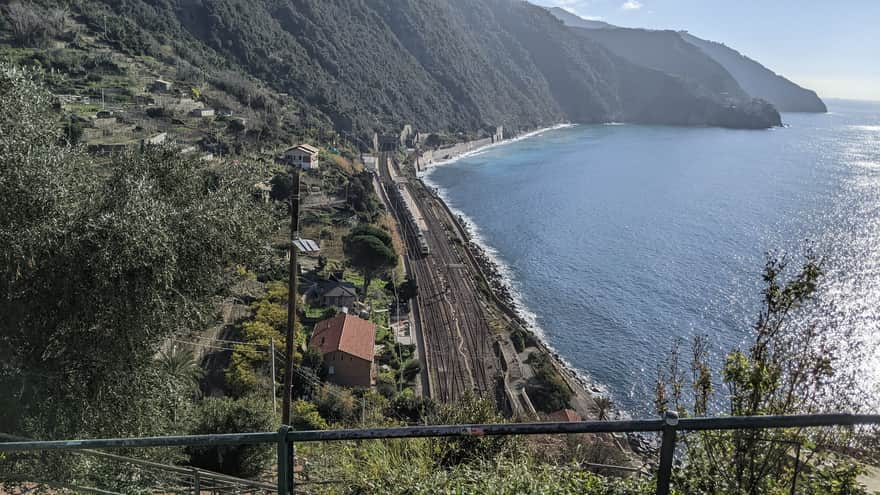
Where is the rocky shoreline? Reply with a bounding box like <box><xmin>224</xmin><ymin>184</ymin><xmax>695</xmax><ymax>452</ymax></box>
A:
<box><xmin>419</xmin><ymin>127</ymin><xmax>612</xmax><ymax>406</ymax></box>
<box><xmin>418</xmin><ymin>133</ymin><xmax>660</xmax><ymax>462</ymax></box>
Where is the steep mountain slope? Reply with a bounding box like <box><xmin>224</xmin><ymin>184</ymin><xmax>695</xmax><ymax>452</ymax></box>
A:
<box><xmin>680</xmin><ymin>33</ymin><xmax>827</xmax><ymax>112</ymax></box>
<box><xmin>3</xmin><ymin>0</ymin><xmax>781</xmax><ymax>136</ymax></box>
<box><xmin>570</xmin><ymin>27</ymin><xmax>750</xmax><ymax>102</ymax></box>
<box><xmin>546</xmin><ymin>7</ymin><xmax>617</xmax><ymax>30</ymax></box>
<box><xmin>547</xmin><ymin>8</ymin><xmax>824</xmax><ymax>114</ymax></box>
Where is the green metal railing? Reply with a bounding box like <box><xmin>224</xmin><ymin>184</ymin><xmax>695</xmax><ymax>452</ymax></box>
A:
<box><xmin>2</xmin><ymin>412</ymin><xmax>878</xmax><ymax>494</ymax></box>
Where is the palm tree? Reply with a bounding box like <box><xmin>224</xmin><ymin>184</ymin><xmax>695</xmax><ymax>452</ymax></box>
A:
<box><xmin>157</xmin><ymin>346</ymin><xmax>204</xmax><ymax>395</ymax></box>
<box><xmin>594</xmin><ymin>396</ymin><xmax>613</xmax><ymax>421</ymax></box>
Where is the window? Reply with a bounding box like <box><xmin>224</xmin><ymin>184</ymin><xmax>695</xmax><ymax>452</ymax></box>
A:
<box><xmin>328</xmin><ymin>366</ymin><xmax>335</xmax><ymax>375</ymax></box>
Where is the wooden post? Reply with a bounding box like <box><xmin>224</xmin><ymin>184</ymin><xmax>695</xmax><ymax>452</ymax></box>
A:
<box><xmin>281</xmin><ymin>168</ymin><xmax>301</xmax><ymax>427</ymax></box>
<box><xmin>270</xmin><ymin>337</ymin><xmax>277</xmax><ymax>421</ymax></box>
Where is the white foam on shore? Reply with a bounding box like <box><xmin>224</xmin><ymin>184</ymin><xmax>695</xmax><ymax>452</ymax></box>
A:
<box><xmin>418</xmin><ymin>123</ymin><xmax>575</xmax><ymax>171</ymax></box>
<box><xmin>419</xmin><ymin>123</ymin><xmax>616</xmax><ymax>410</ymax></box>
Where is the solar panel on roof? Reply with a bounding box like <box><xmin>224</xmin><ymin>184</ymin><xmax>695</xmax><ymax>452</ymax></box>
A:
<box><xmin>293</xmin><ymin>238</ymin><xmax>320</xmax><ymax>252</ymax></box>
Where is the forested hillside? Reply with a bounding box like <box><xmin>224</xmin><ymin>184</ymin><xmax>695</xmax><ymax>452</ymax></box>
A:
<box><xmin>0</xmin><ymin>0</ymin><xmax>780</xmax><ymax>141</ymax></box>
<box><xmin>571</xmin><ymin>27</ymin><xmax>750</xmax><ymax>102</ymax></box>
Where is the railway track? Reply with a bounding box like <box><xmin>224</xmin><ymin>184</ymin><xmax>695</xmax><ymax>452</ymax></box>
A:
<box><xmin>378</xmin><ymin>154</ymin><xmax>497</xmax><ymax>402</ymax></box>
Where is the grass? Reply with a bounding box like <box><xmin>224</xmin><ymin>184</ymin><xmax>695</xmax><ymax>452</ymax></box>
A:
<box><xmin>303</xmin><ymin>303</ymin><xmax>327</xmax><ymax>319</ymax></box>
<box><xmin>65</xmin><ymin>103</ymin><xmax>102</xmax><ymax>116</ymax></box>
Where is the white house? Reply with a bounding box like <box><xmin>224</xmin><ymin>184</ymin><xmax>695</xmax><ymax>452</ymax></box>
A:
<box><xmin>282</xmin><ymin>143</ymin><xmax>320</xmax><ymax>170</ymax></box>
<box><xmin>190</xmin><ymin>108</ymin><xmax>215</xmax><ymax>118</ymax></box>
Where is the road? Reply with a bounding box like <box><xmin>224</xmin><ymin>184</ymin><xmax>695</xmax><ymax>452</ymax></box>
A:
<box><xmin>377</xmin><ymin>153</ymin><xmax>499</xmax><ymax>402</ymax></box>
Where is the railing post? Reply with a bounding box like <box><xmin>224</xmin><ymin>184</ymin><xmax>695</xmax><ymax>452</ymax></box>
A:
<box><xmin>277</xmin><ymin>425</ymin><xmax>291</xmax><ymax>494</ymax></box>
<box><xmin>192</xmin><ymin>468</ymin><xmax>200</xmax><ymax>495</ymax></box>
<box><xmin>790</xmin><ymin>442</ymin><xmax>802</xmax><ymax>495</ymax></box>
<box><xmin>291</xmin><ymin>444</ymin><xmax>297</xmax><ymax>493</ymax></box>
<box><xmin>656</xmin><ymin>411</ymin><xmax>679</xmax><ymax>495</ymax></box>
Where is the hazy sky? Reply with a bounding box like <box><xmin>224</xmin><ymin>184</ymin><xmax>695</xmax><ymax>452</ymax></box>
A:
<box><xmin>531</xmin><ymin>0</ymin><xmax>880</xmax><ymax>102</ymax></box>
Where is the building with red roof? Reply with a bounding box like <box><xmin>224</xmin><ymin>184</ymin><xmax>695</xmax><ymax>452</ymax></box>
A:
<box><xmin>309</xmin><ymin>313</ymin><xmax>376</xmax><ymax>387</ymax></box>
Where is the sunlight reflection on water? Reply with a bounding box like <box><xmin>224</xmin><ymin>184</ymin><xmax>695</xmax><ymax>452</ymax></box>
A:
<box><xmin>428</xmin><ymin>100</ymin><xmax>880</xmax><ymax>414</ymax></box>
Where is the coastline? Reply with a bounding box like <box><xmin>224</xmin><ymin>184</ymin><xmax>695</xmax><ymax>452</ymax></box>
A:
<box><xmin>416</xmin><ymin>123</ymin><xmax>574</xmax><ymax>170</ymax></box>
<box><xmin>415</xmin><ymin>125</ymin><xmax>617</xmax><ymax>417</ymax></box>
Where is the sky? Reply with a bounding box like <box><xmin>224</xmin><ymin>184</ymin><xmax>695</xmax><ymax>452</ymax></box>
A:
<box><xmin>530</xmin><ymin>0</ymin><xmax>880</xmax><ymax>102</ymax></box>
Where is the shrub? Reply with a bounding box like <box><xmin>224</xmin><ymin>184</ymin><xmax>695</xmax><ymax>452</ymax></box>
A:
<box><xmin>314</xmin><ymin>384</ymin><xmax>359</xmax><ymax>424</ymax></box>
<box><xmin>227</xmin><ymin>118</ymin><xmax>246</xmax><ymax>132</ymax></box>
<box><xmin>292</xmin><ymin>400</ymin><xmax>328</xmax><ymax>430</ymax></box>
<box><xmin>525</xmin><ymin>352</ymin><xmax>572</xmax><ymax>413</ymax></box>
<box><xmin>146</xmin><ymin>106</ymin><xmax>168</xmax><ymax>118</ymax></box>
<box><xmin>61</xmin><ymin>119</ymin><xmax>83</xmax><ymax>146</ymax></box>
<box><xmin>187</xmin><ymin>395</ymin><xmax>274</xmax><ymax>478</ymax></box>
<box><xmin>4</xmin><ymin>3</ymin><xmax>63</xmax><ymax>48</ymax></box>
<box><xmin>401</xmin><ymin>358</ymin><xmax>420</xmax><ymax>382</ymax></box>
<box><xmin>427</xmin><ymin>394</ymin><xmax>514</xmax><ymax>467</ymax></box>
<box><xmin>510</xmin><ymin>330</ymin><xmax>525</xmax><ymax>353</ymax></box>
<box><xmin>388</xmin><ymin>389</ymin><xmax>435</xmax><ymax>423</ymax></box>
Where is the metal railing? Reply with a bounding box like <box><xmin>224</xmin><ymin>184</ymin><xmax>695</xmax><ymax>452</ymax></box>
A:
<box><xmin>2</xmin><ymin>413</ymin><xmax>878</xmax><ymax>494</ymax></box>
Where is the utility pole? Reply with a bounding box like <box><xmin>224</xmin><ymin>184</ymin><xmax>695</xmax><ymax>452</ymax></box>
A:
<box><xmin>281</xmin><ymin>167</ymin><xmax>301</xmax><ymax>426</ymax></box>
<box><xmin>270</xmin><ymin>337</ymin><xmax>277</xmax><ymax>421</ymax></box>
<box><xmin>280</xmin><ymin>166</ymin><xmax>300</xmax><ymax>495</ymax></box>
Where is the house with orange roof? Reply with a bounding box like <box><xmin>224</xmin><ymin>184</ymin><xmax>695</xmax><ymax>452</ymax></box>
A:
<box><xmin>309</xmin><ymin>313</ymin><xmax>376</xmax><ymax>387</ymax></box>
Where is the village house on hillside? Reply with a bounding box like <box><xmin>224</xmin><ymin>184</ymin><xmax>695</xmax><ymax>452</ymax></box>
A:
<box><xmin>309</xmin><ymin>313</ymin><xmax>376</xmax><ymax>387</ymax></box>
<box><xmin>151</xmin><ymin>78</ymin><xmax>172</xmax><ymax>93</ymax></box>
<box><xmin>190</xmin><ymin>108</ymin><xmax>215</xmax><ymax>118</ymax></box>
<box><xmin>281</xmin><ymin>143</ymin><xmax>320</xmax><ymax>170</ymax></box>
<box><xmin>306</xmin><ymin>279</ymin><xmax>359</xmax><ymax>308</ymax></box>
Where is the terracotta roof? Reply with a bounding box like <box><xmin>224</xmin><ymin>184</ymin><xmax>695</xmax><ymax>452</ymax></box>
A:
<box><xmin>545</xmin><ymin>409</ymin><xmax>581</xmax><ymax>422</ymax></box>
<box><xmin>309</xmin><ymin>313</ymin><xmax>376</xmax><ymax>362</ymax></box>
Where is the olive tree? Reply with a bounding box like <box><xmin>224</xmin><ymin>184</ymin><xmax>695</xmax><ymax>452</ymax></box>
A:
<box><xmin>0</xmin><ymin>64</ymin><xmax>272</xmax><ymax>485</ymax></box>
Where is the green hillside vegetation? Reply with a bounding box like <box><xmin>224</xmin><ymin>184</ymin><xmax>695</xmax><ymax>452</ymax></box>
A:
<box><xmin>680</xmin><ymin>32</ymin><xmax>828</xmax><ymax>112</ymax></box>
<box><xmin>1</xmin><ymin>0</ymin><xmax>780</xmax><ymax>148</ymax></box>
<box><xmin>546</xmin><ymin>8</ymin><xmax>826</xmax><ymax>113</ymax></box>
<box><xmin>571</xmin><ymin>27</ymin><xmax>750</xmax><ymax>102</ymax></box>
<box><xmin>0</xmin><ymin>61</ymin><xmax>273</xmax><ymax>481</ymax></box>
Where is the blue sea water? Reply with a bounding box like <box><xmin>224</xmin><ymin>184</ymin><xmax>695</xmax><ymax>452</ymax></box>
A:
<box><xmin>424</xmin><ymin>100</ymin><xmax>880</xmax><ymax>416</ymax></box>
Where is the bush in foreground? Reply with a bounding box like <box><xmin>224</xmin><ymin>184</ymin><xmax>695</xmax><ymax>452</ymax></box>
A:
<box><xmin>187</xmin><ymin>396</ymin><xmax>275</xmax><ymax>479</ymax></box>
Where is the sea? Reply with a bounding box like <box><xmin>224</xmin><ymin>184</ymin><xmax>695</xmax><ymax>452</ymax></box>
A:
<box><xmin>423</xmin><ymin>100</ymin><xmax>880</xmax><ymax>416</ymax></box>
